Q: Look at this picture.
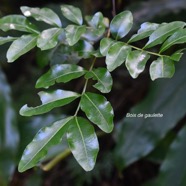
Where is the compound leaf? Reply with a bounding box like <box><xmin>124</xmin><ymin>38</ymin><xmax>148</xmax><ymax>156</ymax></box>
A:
<box><xmin>36</xmin><ymin>64</ymin><xmax>86</xmax><ymax>88</ymax></box>
<box><xmin>150</xmin><ymin>57</ymin><xmax>175</xmax><ymax>81</ymax></box>
<box><xmin>67</xmin><ymin>117</ymin><xmax>99</xmax><ymax>171</ymax></box>
<box><xmin>20</xmin><ymin>89</ymin><xmax>80</xmax><ymax>116</ymax></box>
<box><xmin>110</xmin><ymin>11</ymin><xmax>133</xmax><ymax>40</ymax></box>
<box><xmin>61</xmin><ymin>5</ymin><xmax>83</xmax><ymax>25</ymax></box>
<box><xmin>7</xmin><ymin>34</ymin><xmax>37</xmax><ymax>62</ymax></box>
<box><xmin>18</xmin><ymin>117</ymin><xmax>73</xmax><ymax>172</ymax></box>
<box><xmin>21</xmin><ymin>6</ymin><xmax>62</xmax><ymax>27</ymax></box>
<box><xmin>106</xmin><ymin>41</ymin><xmax>131</xmax><ymax>71</ymax></box>
<box><xmin>80</xmin><ymin>92</ymin><xmax>114</xmax><ymax>133</ymax></box>
<box><xmin>85</xmin><ymin>68</ymin><xmax>113</xmax><ymax>93</ymax></box>
<box><xmin>126</xmin><ymin>50</ymin><xmax>150</xmax><ymax>78</ymax></box>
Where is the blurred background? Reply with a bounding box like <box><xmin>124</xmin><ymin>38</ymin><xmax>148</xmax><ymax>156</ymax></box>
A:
<box><xmin>0</xmin><ymin>0</ymin><xmax>186</xmax><ymax>185</ymax></box>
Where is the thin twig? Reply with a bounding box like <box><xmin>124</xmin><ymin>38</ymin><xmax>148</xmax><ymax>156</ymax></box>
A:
<box><xmin>112</xmin><ymin>0</ymin><xmax>116</xmax><ymax>17</ymax></box>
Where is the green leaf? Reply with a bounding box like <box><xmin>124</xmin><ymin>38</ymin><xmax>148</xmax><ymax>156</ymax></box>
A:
<box><xmin>100</xmin><ymin>38</ymin><xmax>115</xmax><ymax>56</ymax></box>
<box><xmin>110</xmin><ymin>11</ymin><xmax>133</xmax><ymax>40</ymax></box>
<box><xmin>36</xmin><ymin>64</ymin><xmax>86</xmax><ymax>88</ymax></box>
<box><xmin>0</xmin><ymin>15</ymin><xmax>39</xmax><ymax>33</ymax></box>
<box><xmin>82</xmin><ymin>26</ymin><xmax>105</xmax><ymax>42</ymax></box>
<box><xmin>106</xmin><ymin>41</ymin><xmax>131</xmax><ymax>71</ymax></box>
<box><xmin>126</xmin><ymin>50</ymin><xmax>150</xmax><ymax>78</ymax></box>
<box><xmin>65</xmin><ymin>25</ymin><xmax>86</xmax><ymax>46</ymax></box>
<box><xmin>61</xmin><ymin>5</ymin><xmax>83</xmax><ymax>25</ymax></box>
<box><xmin>160</xmin><ymin>29</ymin><xmax>186</xmax><ymax>53</ymax></box>
<box><xmin>114</xmin><ymin>57</ymin><xmax>186</xmax><ymax>170</ymax></box>
<box><xmin>72</xmin><ymin>40</ymin><xmax>94</xmax><ymax>59</ymax></box>
<box><xmin>7</xmin><ymin>34</ymin><xmax>37</xmax><ymax>62</ymax></box>
<box><xmin>80</xmin><ymin>92</ymin><xmax>114</xmax><ymax>133</ymax></box>
<box><xmin>21</xmin><ymin>6</ymin><xmax>62</xmax><ymax>27</ymax></box>
<box><xmin>18</xmin><ymin>117</ymin><xmax>73</xmax><ymax>172</ymax></box>
<box><xmin>169</xmin><ymin>49</ymin><xmax>185</xmax><ymax>62</ymax></box>
<box><xmin>150</xmin><ymin>57</ymin><xmax>175</xmax><ymax>81</ymax></box>
<box><xmin>37</xmin><ymin>28</ymin><xmax>62</xmax><ymax>50</ymax></box>
<box><xmin>128</xmin><ymin>22</ymin><xmax>159</xmax><ymax>43</ymax></box>
<box><xmin>144</xmin><ymin>21</ymin><xmax>186</xmax><ymax>49</ymax></box>
<box><xmin>67</xmin><ymin>117</ymin><xmax>99</xmax><ymax>171</ymax></box>
<box><xmin>91</xmin><ymin>50</ymin><xmax>103</xmax><ymax>58</ymax></box>
<box><xmin>85</xmin><ymin>68</ymin><xmax>113</xmax><ymax>93</ymax></box>
<box><xmin>89</xmin><ymin>12</ymin><xmax>104</xmax><ymax>28</ymax></box>
<box><xmin>0</xmin><ymin>36</ymin><xmax>17</xmax><ymax>46</ymax></box>
<box><xmin>0</xmin><ymin>68</ymin><xmax>19</xmax><ymax>184</ymax></box>
<box><xmin>152</xmin><ymin>125</ymin><xmax>186</xmax><ymax>186</ymax></box>
<box><xmin>19</xmin><ymin>89</ymin><xmax>80</xmax><ymax>116</ymax></box>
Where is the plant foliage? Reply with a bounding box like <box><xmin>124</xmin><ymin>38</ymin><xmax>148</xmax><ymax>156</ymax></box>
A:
<box><xmin>0</xmin><ymin>4</ymin><xmax>186</xmax><ymax>173</ymax></box>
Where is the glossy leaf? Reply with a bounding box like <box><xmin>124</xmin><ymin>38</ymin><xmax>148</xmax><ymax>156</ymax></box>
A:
<box><xmin>72</xmin><ymin>40</ymin><xmax>94</xmax><ymax>59</ymax></box>
<box><xmin>110</xmin><ymin>11</ymin><xmax>133</xmax><ymax>40</ymax></box>
<box><xmin>61</xmin><ymin>5</ymin><xmax>83</xmax><ymax>25</ymax></box>
<box><xmin>126</xmin><ymin>50</ymin><xmax>150</xmax><ymax>78</ymax></box>
<box><xmin>0</xmin><ymin>36</ymin><xmax>17</xmax><ymax>46</ymax></box>
<box><xmin>150</xmin><ymin>57</ymin><xmax>175</xmax><ymax>81</ymax></box>
<box><xmin>7</xmin><ymin>34</ymin><xmax>37</xmax><ymax>62</ymax></box>
<box><xmin>89</xmin><ymin>12</ymin><xmax>104</xmax><ymax>28</ymax></box>
<box><xmin>100</xmin><ymin>38</ymin><xmax>115</xmax><ymax>56</ymax></box>
<box><xmin>85</xmin><ymin>68</ymin><xmax>113</xmax><ymax>93</ymax></box>
<box><xmin>128</xmin><ymin>22</ymin><xmax>159</xmax><ymax>43</ymax></box>
<box><xmin>37</xmin><ymin>28</ymin><xmax>62</xmax><ymax>50</ymax></box>
<box><xmin>36</xmin><ymin>64</ymin><xmax>86</xmax><ymax>88</ymax></box>
<box><xmin>80</xmin><ymin>92</ymin><xmax>114</xmax><ymax>133</ymax></box>
<box><xmin>65</xmin><ymin>25</ymin><xmax>86</xmax><ymax>46</ymax></box>
<box><xmin>106</xmin><ymin>41</ymin><xmax>131</xmax><ymax>71</ymax></box>
<box><xmin>144</xmin><ymin>21</ymin><xmax>186</xmax><ymax>49</ymax></box>
<box><xmin>18</xmin><ymin>117</ymin><xmax>73</xmax><ymax>172</ymax></box>
<box><xmin>114</xmin><ymin>57</ymin><xmax>186</xmax><ymax>170</ymax></box>
<box><xmin>21</xmin><ymin>6</ymin><xmax>62</xmax><ymax>27</ymax></box>
<box><xmin>170</xmin><ymin>49</ymin><xmax>185</xmax><ymax>62</ymax></box>
<box><xmin>19</xmin><ymin>89</ymin><xmax>80</xmax><ymax>116</ymax></box>
<box><xmin>82</xmin><ymin>26</ymin><xmax>105</xmax><ymax>42</ymax></box>
<box><xmin>0</xmin><ymin>15</ymin><xmax>39</xmax><ymax>33</ymax></box>
<box><xmin>152</xmin><ymin>125</ymin><xmax>186</xmax><ymax>186</ymax></box>
<box><xmin>67</xmin><ymin>117</ymin><xmax>99</xmax><ymax>171</ymax></box>
<box><xmin>160</xmin><ymin>29</ymin><xmax>186</xmax><ymax>52</ymax></box>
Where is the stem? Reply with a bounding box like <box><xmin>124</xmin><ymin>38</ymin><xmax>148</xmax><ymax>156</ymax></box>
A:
<box><xmin>126</xmin><ymin>43</ymin><xmax>165</xmax><ymax>57</ymax></box>
<box><xmin>41</xmin><ymin>58</ymin><xmax>97</xmax><ymax>171</ymax></box>
<box><xmin>112</xmin><ymin>0</ymin><xmax>116</xmax><ymax>17</ymax></box>
<box><xmin>41</xmin><ymin>149</ymin><xmax>71</xmax><ymax>171</ymax></box>
<box><xmin>74</xmin><ymin>57</ymin><xmax>97</xmax><ymax>116</ymax></box>
<box><xmin>41</xmin><ymin>131</ymin><xmax>106</xmax><ymax>171</ymax></box>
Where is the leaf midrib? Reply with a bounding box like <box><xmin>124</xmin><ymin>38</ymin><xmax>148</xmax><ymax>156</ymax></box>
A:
<box><xmin>10</xmin><ymin>35</ymin><xmax>37</xmax><ymax>60</ymax></box>
<box><xmin>40</xmin><ymin>70</ymin><xmax>84</xmax><ymax>87</ymax></box>
<box><xmin>91</xmin><ymin>71</ymin><xmax>108</xmax><ymax>91</ymax></box>
<box><xmin>29</xmin><ymin>10</ymin><xmax>60</xmax><ymax>27</ymax></box>
<box><xmin>20</xmin><ymin>117</ymin><xmax>72</xmax><ymax>171</ymax></box>
<box><xmin>75</xmin><ymin>117</ymin><xmax>90</xmax><ymax>166</ymax></box>
<box><xmin>84</xmin><ymin>93</ymin><xmax>109</xmax><ymax>129</ymax></box>
<box><xmin>161</xmin><ymin>35</ymin><xmax>186</xmax><ymax>52</ymax></box>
